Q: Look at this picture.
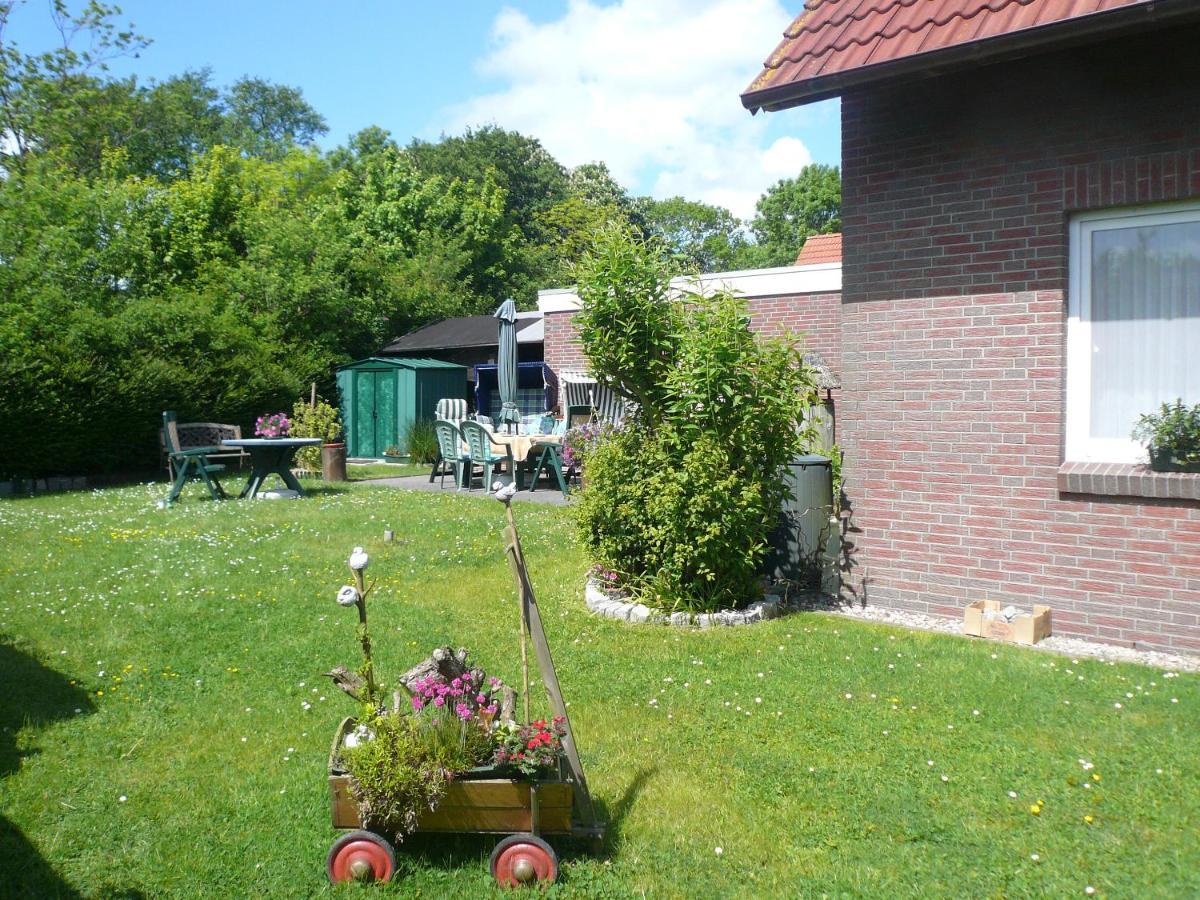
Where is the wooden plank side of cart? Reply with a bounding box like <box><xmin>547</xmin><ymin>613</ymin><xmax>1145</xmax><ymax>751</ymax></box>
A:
<box><xmin>330</xmin><ymin>771</ymin><xmax>574</xmax><ymax>834</ymax></box>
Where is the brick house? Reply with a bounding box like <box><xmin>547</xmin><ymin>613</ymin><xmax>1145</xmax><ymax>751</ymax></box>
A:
<box><xmin>741</xmin><ymin>0</ymin><xmax>1200</xmax><ymax>653</ymax></box>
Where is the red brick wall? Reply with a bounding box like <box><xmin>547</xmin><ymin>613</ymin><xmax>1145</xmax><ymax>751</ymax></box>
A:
<box><xmin>545</xmin><ymin>291</ymin><xmax>843</xmax><ymax>384</ymax></box>
<box><xmin>837</xmin><ymin>31</ymin><xmax>1200</xmax><ymax>652</ymax></box>
<box><xmin>747</xmin><ymin>292</ymin><xmax>841</xmax><ymax>374</ymax></box>
<box><xmin>543</xmin><ymin>310</ymin><xmax>587</xmax><ymax>377</ymax></box>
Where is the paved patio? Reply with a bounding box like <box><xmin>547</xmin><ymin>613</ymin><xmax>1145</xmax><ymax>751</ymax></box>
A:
<box><xmin>364</xmin><ymin>474</ymin><xmax>571</xmax><ymax>506</ymax></box>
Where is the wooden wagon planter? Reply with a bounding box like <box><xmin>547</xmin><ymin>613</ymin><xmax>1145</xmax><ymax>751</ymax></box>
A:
<box><xmin>324</xmin><ymin>491</ymin><xmax>605</xmax><ymax>887</ymax></box>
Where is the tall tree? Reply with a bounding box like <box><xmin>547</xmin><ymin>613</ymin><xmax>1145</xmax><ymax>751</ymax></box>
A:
<box><xmin>640</xmin><ymin>196</ymin><xmax>748</xmax><ymax>273</ymax></box>
<box><xmin>748</xmin><ymin>163</ymin><xmax>841</xmax><ymax>267</ymax></box>
<box><xmin>222</xmin><ymin>76</ymin><xmax>327</xmax><ymax>160</ymax></box>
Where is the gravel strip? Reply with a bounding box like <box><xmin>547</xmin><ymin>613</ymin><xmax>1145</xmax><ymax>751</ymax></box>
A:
<box><xmin>822</xmin><ymin>602</ymin><xmax>1200</xmax><ymax>673</ymax></box>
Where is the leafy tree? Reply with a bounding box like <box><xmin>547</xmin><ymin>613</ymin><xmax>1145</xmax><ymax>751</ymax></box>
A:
<box><xmin>640</xmin><ymin>196</ymin><xmax>749</xmax><ymax>273</ymax></box>
<box><xmin>221</xmin><ymin>76</ymin><xmax>327</xmax><ymax>160</ymax></box>
<box><xmin>748</xmin><ymin>163</ymin><xmax>841</xmax><ymax>267</ymax></box>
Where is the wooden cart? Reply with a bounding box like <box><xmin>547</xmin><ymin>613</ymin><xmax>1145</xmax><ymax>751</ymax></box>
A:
<box><xmin>325</xmin><ymin>494</ymin><xmax>605</xmax><ymax>887</ymax></box>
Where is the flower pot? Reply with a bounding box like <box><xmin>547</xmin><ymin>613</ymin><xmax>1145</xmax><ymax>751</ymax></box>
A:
<box><xmin>322</xmin><ymin>442</ymin><xmax>348</xmax><ymax>482</ymax></box>
<box><xmin>1149</xmin><ymin>447</ymin><xmax>1200</xmax><ymax>473</ymax></box>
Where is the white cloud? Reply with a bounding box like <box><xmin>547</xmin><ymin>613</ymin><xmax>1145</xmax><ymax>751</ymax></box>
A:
<box><xmin>437</xmin><ymin>0</ymin><xmax>811</xmax><ymax>220</ymax></box>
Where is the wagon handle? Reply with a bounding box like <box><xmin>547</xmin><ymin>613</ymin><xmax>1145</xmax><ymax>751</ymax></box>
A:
<box><xmin>497</xmin><ymin>492</ymin><xmax>598</xmax><ymax>829</ymax></box>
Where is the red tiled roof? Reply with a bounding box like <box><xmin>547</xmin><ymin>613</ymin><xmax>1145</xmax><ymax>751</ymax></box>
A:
<box><xmin>743</xmin><ymin>0</ymin><xmax>1174</xmax><ymax>111</ymax></box>
<box><xmin>794</xmin><ymin>233</ymin><xmax>842</xmax><ymax>266</ymax></box>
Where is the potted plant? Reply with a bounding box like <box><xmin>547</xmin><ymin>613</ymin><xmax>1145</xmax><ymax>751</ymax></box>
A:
<box><xmin>255</xmin><ymin>412</ymin><xmax>291</xmax><ymax>438</ymax></box>
<box><xmin>1132</xmin><ymin>399</ymin><xmax>1200</xmax><ymax>472</ymax></box>
<box><xmin>292</xmin><ymin>396</ymin><xmax>346</xmax><ymax>481</ymax></box>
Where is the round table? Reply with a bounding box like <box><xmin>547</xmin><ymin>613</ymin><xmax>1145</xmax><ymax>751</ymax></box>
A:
<box><xmin>221</xmin><ymin>438</ymin><xmax>322</xmax><ymax>499</ymax></box>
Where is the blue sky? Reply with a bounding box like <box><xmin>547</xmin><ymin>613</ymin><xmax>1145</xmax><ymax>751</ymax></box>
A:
<box><xmin>9</xmin><ymin>0</ymin><xmax>839</xmax><ymax>219</ymax></box>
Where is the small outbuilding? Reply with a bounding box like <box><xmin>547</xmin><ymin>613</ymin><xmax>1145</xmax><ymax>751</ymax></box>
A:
<box><xmin>336</xmin><ymin>357</ymin><xmax>467</xmax><ymax>459</ymax></box>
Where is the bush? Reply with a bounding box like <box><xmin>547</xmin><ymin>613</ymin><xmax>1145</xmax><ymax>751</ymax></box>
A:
<box><xmin>572</xmin><ymin>225</ymin><xmax>819</xmax><ymax>612</ymax></box>
<box><xmin>405</xmin><ymin>418</ymin><xmax>439</xmax><ymax>464</ymax></box>
<box><xmin>290</xmin><ymin>396</ymin><xmax>342</xmax><ymax>471</ymax></box>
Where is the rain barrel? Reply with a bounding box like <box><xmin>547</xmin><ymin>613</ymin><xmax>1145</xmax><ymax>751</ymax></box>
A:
<box><xmin>765</xmin><ymin>454</ymin><xmax>834</xmax><ymax>587</ymax></box>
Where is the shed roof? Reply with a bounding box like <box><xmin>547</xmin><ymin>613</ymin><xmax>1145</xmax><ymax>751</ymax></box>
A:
<box><xmin>794</xmin><ymin>233</ymin><xmax>842</xmax><ymax>266</ymax></box>
<box><xmin>337</xmin><ymin>356</ymin><xmax>466</xmax><ymax>372</ymax></box>
<box><xmin>742</xmin><ymin>0</ymin><xmax>1188</xmax><ymax>112</ymax></box>
<box><xmin>379</xmin><ymin>312</ymin><xmax>542</xmax><ymax>355</ymax></box>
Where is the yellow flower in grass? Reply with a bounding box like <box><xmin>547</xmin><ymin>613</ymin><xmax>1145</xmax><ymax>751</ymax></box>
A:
<box><xmin>1084</xmin><ymin>815</ymin><xmax>1094</xmax><ymax>825</ymax></box>
<box><xmin>1029</xmin><ymin>805</ymin><xmax>1040</xmax><ymax>816</ymax></box>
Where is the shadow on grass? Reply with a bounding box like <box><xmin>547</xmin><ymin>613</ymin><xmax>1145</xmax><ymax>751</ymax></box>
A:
<box><xmin>0</xmin><ymin>637</ymin><xmax>95</xmax><ymax>897</ymax></box>
<box><xmin>392</xmin><ymin>766</ymin><xmax>656</xmax><ymax>880</ymax></box>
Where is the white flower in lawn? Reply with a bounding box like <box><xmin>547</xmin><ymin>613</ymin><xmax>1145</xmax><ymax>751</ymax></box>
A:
<box><xmin>348</xmin><ymin>547</ymin><xmax>369</xmax><ymax>571</ymax></box>
<box><xmin>336</xmin><ymin>585</ymin><xmax>359</xmax><ymax>607</ymax></box>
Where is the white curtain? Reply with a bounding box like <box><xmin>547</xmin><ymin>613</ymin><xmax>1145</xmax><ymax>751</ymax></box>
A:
<box><xmin>1089</xmin><ymin>219</ymin><xmax>1200</xmax><ymax>440</ymax></box>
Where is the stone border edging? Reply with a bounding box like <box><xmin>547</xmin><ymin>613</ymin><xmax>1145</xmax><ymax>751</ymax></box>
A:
<box><xmin>584</xmin><ymin>578</ymin><xmax>783</xmax><ymax>626</ymax></box>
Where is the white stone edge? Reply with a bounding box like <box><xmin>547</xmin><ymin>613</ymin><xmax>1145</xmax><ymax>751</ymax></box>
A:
<box><xmin>584</xmin><ymin>578</ymin><xmax>782</xmax><ymax>627</ymax></box>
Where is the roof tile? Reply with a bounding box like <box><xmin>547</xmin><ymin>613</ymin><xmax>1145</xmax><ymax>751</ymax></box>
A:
<box><xmin>794</xmin><ymin>233</ymin><xmax>843</xmax><ymax>265</ymax></box>
<box><xmin>744</xmin><ymin>0</ymin><xmax>1154</xmax><ymax>108</ymax></box>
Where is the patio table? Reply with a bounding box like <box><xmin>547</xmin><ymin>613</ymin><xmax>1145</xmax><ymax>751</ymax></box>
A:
<box><xmin>461</xmin><ymin>432</ymin><xmax>562</xmax><ymax>489</ymax></box>
<box><xmin>221</xmin><ymin>438</ymin><xmax>322</xmax><ymax>499</ymax></box>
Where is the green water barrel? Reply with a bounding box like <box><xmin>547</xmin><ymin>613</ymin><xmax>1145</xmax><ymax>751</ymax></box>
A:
<box><xmin>766</xmin><ymin>454</ymin><xmax>834</xmax><ymax>588</ymax></box>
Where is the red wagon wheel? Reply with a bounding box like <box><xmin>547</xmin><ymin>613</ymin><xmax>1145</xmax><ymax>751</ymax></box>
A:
<box><xmin>490</xmin><ymin>833</ymin><xmax>558</xmax><ymax>887</ymax></box>
<box><xmin>326</xmin><ymin>830</ymin><xmax>397</xmax><ymax>883</ymax></box>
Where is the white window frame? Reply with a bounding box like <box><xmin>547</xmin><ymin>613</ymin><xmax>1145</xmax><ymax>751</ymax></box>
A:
<box><xmin>1066</xmin><ymin>200</ymin><xmax>1200</xmax><ymax>463</ymax></box>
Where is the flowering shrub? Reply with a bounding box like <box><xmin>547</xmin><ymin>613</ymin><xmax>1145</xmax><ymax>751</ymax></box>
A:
<box><xmin>563</xmin><ymin>420</ymin><xmax>616</xmax><ymax>470</ymax></box>
<box><xmin>492</xmin><ymin>717</ymin><xmax>567</xmax><ymax>778</ymax></box>
<box><xmin>255</xmin><ymin>412</ymin><xmax>290</xmax><ymax>437</ymax></box>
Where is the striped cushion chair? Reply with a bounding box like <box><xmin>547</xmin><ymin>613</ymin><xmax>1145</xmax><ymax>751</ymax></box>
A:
<box><xmin>429</xmin><ymin>398</ymin><xmax>469</xmax><ymax>482</ymax></box>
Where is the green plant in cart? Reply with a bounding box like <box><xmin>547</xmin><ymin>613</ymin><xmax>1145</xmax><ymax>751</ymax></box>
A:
<box><xmin>1132</xmin><ymin>399</ymin><xmax>1200</xmax><ymax>471</ymax></box>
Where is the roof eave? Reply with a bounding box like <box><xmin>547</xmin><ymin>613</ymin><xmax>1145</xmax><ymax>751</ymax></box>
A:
<box><xmin>742</xmin><ymin>1</ymin><xmax>1200</xmax><ymax>113</ymax></box>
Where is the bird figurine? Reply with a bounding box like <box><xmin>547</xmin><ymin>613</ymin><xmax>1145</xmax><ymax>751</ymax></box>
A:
<box><xmin>492</xmin><ymin>480</ymin><xmax>518</xmax><ymax>503</ymax></box>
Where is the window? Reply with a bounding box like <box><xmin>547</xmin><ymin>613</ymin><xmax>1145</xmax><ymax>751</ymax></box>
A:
<box><xmin>1066</xmin><ymin>202</ymin><xmax>1200</xmax><ymax>462</ymax></box>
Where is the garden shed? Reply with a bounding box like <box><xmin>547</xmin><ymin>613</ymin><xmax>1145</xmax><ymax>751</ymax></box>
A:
<box><xmin>336</xmin><ymin>357</ymin><xmax>466</xmax><ymax>459</ymax></box>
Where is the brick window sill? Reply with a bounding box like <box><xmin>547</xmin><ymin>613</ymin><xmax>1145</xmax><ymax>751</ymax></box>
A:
<box><xmin>1058</xmin><ymin>461</ymin><xmax>1200</xmax><ymax>501</ymax></box>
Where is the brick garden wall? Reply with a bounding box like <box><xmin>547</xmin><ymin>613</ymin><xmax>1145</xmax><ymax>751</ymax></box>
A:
<box><xmin>837</xmin><ymin>30</ymin><xmax>1200</xmax><ymax>652</ymax></box>
<box><xmin>543</xmin><ymin>290</ymin><xmax>843</xmax><ymax>403</ymax></box>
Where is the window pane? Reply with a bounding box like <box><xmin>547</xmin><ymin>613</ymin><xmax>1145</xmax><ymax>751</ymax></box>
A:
<box><xmin>1090</xmin><ymin>220</ymin><xmax>1200</xmax><ymax>440</ymax></box>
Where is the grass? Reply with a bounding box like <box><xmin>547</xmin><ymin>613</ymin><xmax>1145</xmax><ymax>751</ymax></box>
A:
<box><xmin>0</xmin><ymin>483</ymin><xmax>1196</xmax><ymax>898</ymax></box>
<box><xmin>347</xmin><ymin>461</ymin><xmax>427</xmax><ymax>481</ymax></box>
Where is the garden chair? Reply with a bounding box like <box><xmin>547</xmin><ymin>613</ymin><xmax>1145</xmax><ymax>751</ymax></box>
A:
<box><xmin>162</xmin><ymin>410</ymin><xmax>228</xmax><ymax>505</ymax></box>
<box><xmin>460</xmin><ymin>420</ymin><xmax>513</xmax><ymax>492</ymax></box>
<box><xmin>433</xmin><ymin>419</ymin><xmax>470</xmax><ymax>490</ymax></box>
<box><xmin>428</xmin><ymin>399</ymin><xmax>469</xmax><ymax>482</ymax></box>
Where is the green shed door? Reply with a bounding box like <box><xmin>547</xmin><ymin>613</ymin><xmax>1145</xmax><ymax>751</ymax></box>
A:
<box><xmin>375</xmin><ymin>370</ymin><xmax>397</xmax><ymax>454</ymax></box>
<box><xmin>353</xmin><ymin>371</ymin><xmax>378</xmax><ymax>457</ymax></box>
<box><xmin>353</xmin><ymin>369</ymin><xmax>399</xmax><ymax>458</ymax></box>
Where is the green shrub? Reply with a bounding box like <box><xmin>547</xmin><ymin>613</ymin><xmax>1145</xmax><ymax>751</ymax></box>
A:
<box><xmin>405</xmin><ymin>418</ymin><xmax>439</xmax><ymax>464</ymax></box>
<box><xmin>572</xmin><ymin>225</ymin><xmax>819</xmax><ymax>612</ymax></box>
<box><xmin>290</xmin><ymin>396</ymin><xmax>342</xmax><ymax>471</ymax></box>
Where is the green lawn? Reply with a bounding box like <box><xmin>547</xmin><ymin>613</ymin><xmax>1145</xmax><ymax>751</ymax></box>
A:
<box><xmin>0</xmin><ymin>484</ymin><xmax>1196</xmax><ymax>898</ymax></box>
<box><xmin>347</xmin><ymin>461</ymin><xmax>428</xmax><ymax>481</ymax></box>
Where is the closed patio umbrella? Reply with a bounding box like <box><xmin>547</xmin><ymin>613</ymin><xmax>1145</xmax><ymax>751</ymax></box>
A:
<box><xmin>495</xmin><ymin>299</ymin><xmax>521</xmax><ymax>432</ymax></box>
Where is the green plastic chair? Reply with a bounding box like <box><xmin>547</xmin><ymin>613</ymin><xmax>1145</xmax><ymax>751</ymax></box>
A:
<box><xmin>460</xmin><ymin>420</ymin><xmax>513</xmax><ymax>492</ymax></box>
<box><xmin>433</xmin><ymin>419</ymin><xmax>470</xmax><ymax>490</ymax></box>
<box><xmin>162</xmin><ymin>411</ymin><xmax>228</xmax><ymax>505</ymax></box>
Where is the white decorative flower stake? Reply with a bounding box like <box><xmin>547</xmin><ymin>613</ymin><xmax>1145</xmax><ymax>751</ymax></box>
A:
<box><xmin>336</xmin><ymin>585</ymin><xmax>359</xmax><ymax>607</ymax></box>
<box><xmin>339</xmin><ymin>548</ymin><xmax>377</xmax><ymax>707</ymax></box>
<box><xmin>348</xmin><ymin>546</ymin><xmax>369</xmax><ymax>571</ymax></box>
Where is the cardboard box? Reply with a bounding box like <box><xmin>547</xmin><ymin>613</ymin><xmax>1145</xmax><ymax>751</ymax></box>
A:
<box><xmin>963</xmin><ymin>600</ymin><xmax>1052</xmax><ymax>645</ymax></box>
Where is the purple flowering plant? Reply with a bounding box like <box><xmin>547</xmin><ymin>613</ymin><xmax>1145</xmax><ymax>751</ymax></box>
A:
<box><xmin>255</xmin><ymin>412</ymin><xmax>291</xmax><ymax>437</ymax></box>
<box><xmin>562</xmin><ymin>420</ymin><xmax>616</xmax><ymax>469</ymax></box>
